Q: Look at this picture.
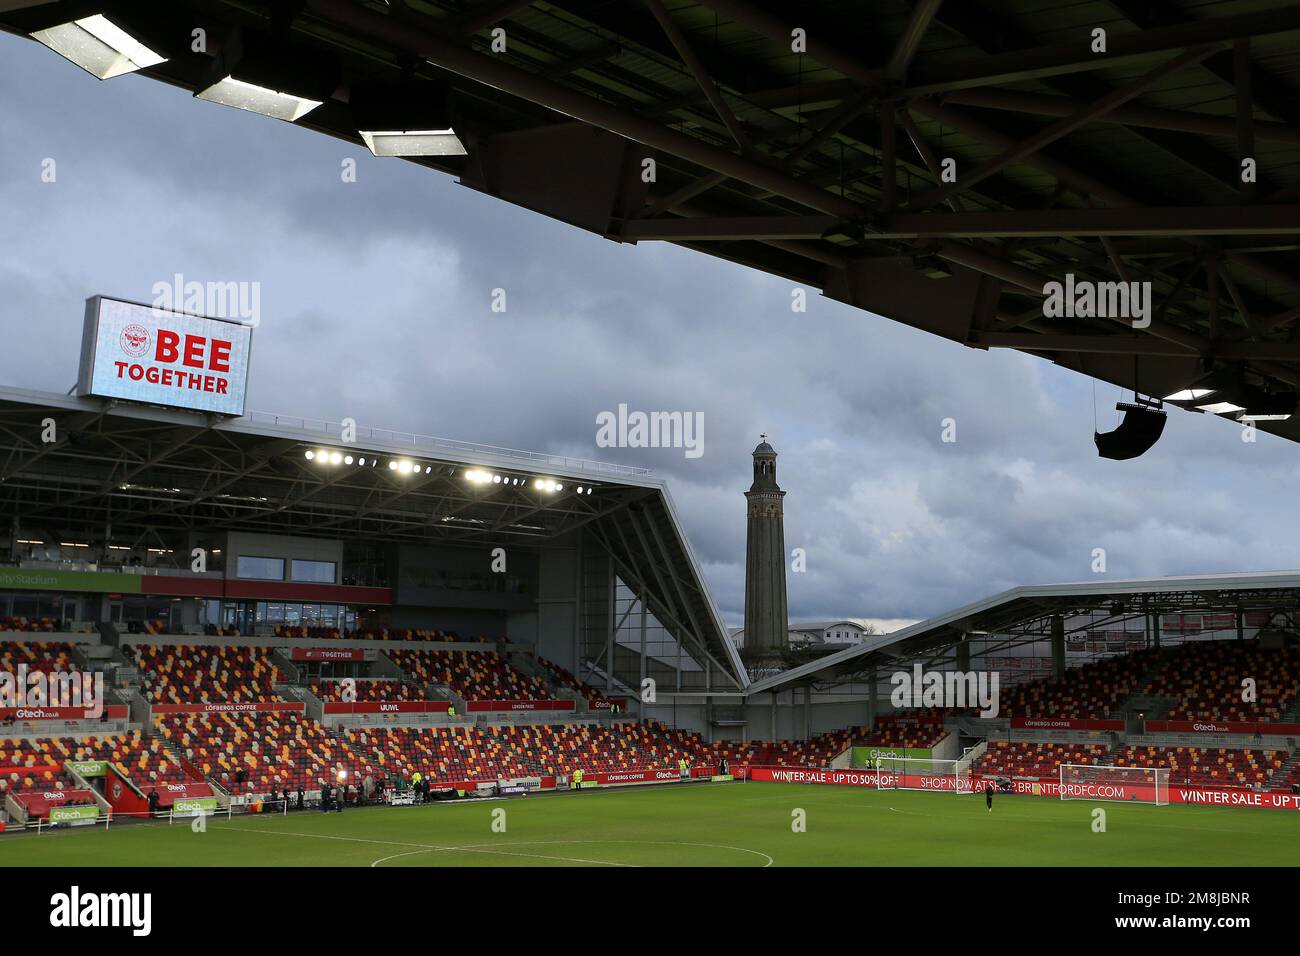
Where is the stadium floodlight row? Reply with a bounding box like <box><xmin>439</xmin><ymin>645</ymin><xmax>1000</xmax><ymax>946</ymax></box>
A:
<box><xmin>0</xmin><ymin>383</ymin><xmax>745</xmax><ymax>700</ymax></box>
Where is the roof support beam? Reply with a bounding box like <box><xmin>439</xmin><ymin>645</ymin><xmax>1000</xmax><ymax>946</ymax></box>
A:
<box><xmin>691</xmin><ymin>0</ymin><xmax>888</xmax><ymax>88</ymax></box>
<box><xmin>973</xmin><ymin>331</ymin><xmax>1300</xmax><ymax>361</ymax></box>
<box><xmin>940</xmin><ymin>89</ymin><xmax>1300</xmax><ymax>147</ymax></box>
<box><xmin>882</xmin><ymin>205</ymin><xmax>1300</xmax><ymax>239</ymax></box>
<box><xmin>624</xmin><ymin>205</ymin><xmax>1300</xmax><ymax>242</ymax></box>
<box><xmin>623</xmin><ymin>214</ymin><xmax>836</xmax><ymax>241</ymax></box>
<box><xmin>1235</xmin><ymin>39</ymin><xmax>1256</xmax><ymax>203</ymax></box>
<box><xmin>887</xmin><ymin>0</ymin><xmax>944</xmax><ymax>81</ymax></box>
<box><xmin>904</xmin><ymin>6</ymin><xmax>1300</xmax><ymax>95</ymax></box>
<box><xmin>908</xmin><ymin>45</ymin><xmax>1223</xmax><ymax>211</ymax></box>
<box><xmin>644</xmin><ymin>0</ymin><xmax>749</xmax><ymax>150</ymax></box>
<box><xmin>458</xmin><ymin>0</ymin><xmax>536</xmax><ymax>36</ymax></box>
<box><xmin>308</xmin><ymin>0</ymin><xmax>862</xmax><ymax>220</ymax></box>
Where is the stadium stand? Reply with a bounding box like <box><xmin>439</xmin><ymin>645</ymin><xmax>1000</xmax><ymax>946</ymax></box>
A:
<box><xmin>0</xmin><ymin>640</ymin><xmax>76</xmax><ymax>673</ymax></box>
<box><xmin>308</xmin><ymin>679</ymin><xmax>424</xmax><ymax>702</ymax></box>
<box><xmin>857</xmin><ymin>710</ymin><xmax>948</xmax><ymax>749</ymax></box>
<box><xmin>974</xmin><ymin>741</ymin><xmax>1112</xmax><ymax>778</ymax></box>
<box><xmin>1000</xmin><ymin>651</ymin><xmax>1154</xmax><ymax>719</ymax></box>
<box><xmin>156</xmin><ymin>712</ymin><xmax>366</xmax><ymax>796</ymax></box>
<box><xmin>537</xmin><ymin>657</ymin><xmax>604</xmax><ymax>704</ymax></box>
<box><xmin>1144</xmin><ymin>641</ymin><xmax>1300</xmax><ymax>721</ymax></box>
<box><xmin>0</xmin><ymin>617</ymin><xmax>61</xmax><ymax>632</ymax></box>
<box><xmin>698</xmin><ymin>725</ymin><xmax>859</xmax><ymax>769</ymax></box>
<box><xmin>128</xmin><ymin>644</ymin><xmax>284</xmax><ymax>704</ymax></box>
<box><xmin>273</xmin><ymin>626</ymin><xmax>459</xmax><ymax>642</ymax></box>
<box><xmin>345</xmin><ymin>722</ymin><xmax>699</xmax><ymax>783</ymax></box>
<box><xmin>1114</xmin><ymin>744</ymin><xmax>1287</xmax><ymax>789</ymax></box>
<box><xmin>105</xmin><ymin>729</ymin><xmax>190</xmax><ymax>787</ymax></box>
<box><xmin>0</xmin><ymin>736</ymin><xmax>75</xmax><ymax>796</ymax></box>
<box><xmin>386</xmin><ymin>649</ymin><xmax>550</xmax><ymax>701</ymax></box>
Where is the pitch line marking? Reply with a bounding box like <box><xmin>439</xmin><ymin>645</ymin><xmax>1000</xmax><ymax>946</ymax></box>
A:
<box><xmin>217</xmin><ymin>824</ymin><xmax>638</xmax><ymax>867</ymax></box>
<box><xmin>449</xmin><ymin>839</ymin><xmax>775</xmax><ymax>868</ymax></box>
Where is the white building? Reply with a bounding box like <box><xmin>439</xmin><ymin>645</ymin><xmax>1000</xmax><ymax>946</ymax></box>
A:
<box><xmin>729</xmin><ymin>619</ymin><xmax>874</xmax><ymax>650</ymax></box>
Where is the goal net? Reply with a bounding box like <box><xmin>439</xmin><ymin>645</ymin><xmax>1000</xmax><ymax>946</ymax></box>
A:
<box><xmin>875</xmin><ymin>756</ymin><xmax>972</xmax><ymax>794</ymax></box>
<box><xmin>1059</xmin><ymin>763</ymin><xmax>1169</xmax><ymax>805</ymax></box>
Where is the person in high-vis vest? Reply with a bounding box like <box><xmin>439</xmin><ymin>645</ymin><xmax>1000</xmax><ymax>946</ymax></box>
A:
<box><xmin>412</xmin><ymin>771</ymin><xmax>423</xmax><ymax>803</ymax></box>
<box><xmin>572</xmin><ymin>768</ymin><xmax>584</xmax><ymax>790</ymax></box>
<box><xmin>447</xmin><ymin>704</ymin><xmax>456</xmax><ymax>718</ymax></box>
<box><xmin>679</xmin><ymin>757</ymin><xmax>690</xmax><ymax>779</ymax></box>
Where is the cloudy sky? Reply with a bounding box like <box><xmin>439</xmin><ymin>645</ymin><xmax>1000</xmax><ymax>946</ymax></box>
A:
<box><xmin>3</xmin><ymin>34</ymin><xmax>1300</xmax><ymax>630</ymax></box>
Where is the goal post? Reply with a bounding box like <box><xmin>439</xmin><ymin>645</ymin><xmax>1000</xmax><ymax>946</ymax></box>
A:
<box><xmin>874</xmin><ymin>755</ymin><xmax>972</xmax><ymax>794</ymax></box>
<box><xmin>1059</xmin><ymin>763</ymin><xmax>1169</xmax><ymax>805</ymax></box>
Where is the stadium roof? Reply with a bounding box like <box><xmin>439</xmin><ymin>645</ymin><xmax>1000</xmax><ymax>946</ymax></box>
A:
<box><xmin>0</xmin><ymin>384</ymin><xmax>746</xmax><ymax>686</ymax></box>
<box><xmin>6</xmin><ymin>0</ymin><xmax>1300</xmax><ymax>441</ymax></box>
<box><xmin>745</xmin><ymin>569</ymin><xmax>1300</xmax><ymax>694</ymax></box>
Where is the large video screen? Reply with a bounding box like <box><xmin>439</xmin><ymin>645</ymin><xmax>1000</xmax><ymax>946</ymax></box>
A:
<box><xmin>76</xmin><ymin>296</ymin><xmax>253</xmax><ymax>416</ymax></box>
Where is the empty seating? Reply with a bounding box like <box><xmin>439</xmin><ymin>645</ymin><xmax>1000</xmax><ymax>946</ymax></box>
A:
<box><xmin>1114</xmin><ymin>744</ymin><xmax>1285</xmax><ymax>788</ymax></box>
<box><xmin>128</xmin><ymin>644</ymin><xmax>283</xmax><ymax>704</ymax></box>
<box><xmin>537</xmin><ymin>657</ymin><xmax>604</xmax><ymax>704</ymax></box>
<box><xmin>104</xmin><ymin>729</ymin><xmax>190</xmax><ymax>786</ymax></box>
<box><xmin>1000</xmin><ymin>652</ymin><xmax>1154</xmax><ymax>720</ymax></box>
<box><xmin>857</xmin><ymin>710</ymin><xmax>948</xmax><ymax>749</ymax></box>
<box><xmin>974</xmin><ymin>741</ymin><xmax>1110</xmax><ymax>778</ymax></box>
<box><xmin>308</xmin><ymin>679</ymin><xmax>424</xmax><ymax>702</ymax></box>
<box><xmin>156</xmin><ymin>712</ymin><xmax>367</xmax><ymax>796</ymax></box>
<box><xmin>345</xmin><ymin>721</ymin><xmax>704</xmax><ymax>784</ymax></box>
<box><xmin>273</xmin><ymin>626</ymin><xmax>459</xmax><ymax>642</ymax></box>
<box><xmin>0</xmin><ymin>640</ymin><xmax>76</xmax><ymax>674</ymax></box>
<box><xmin>0</xmin><ymin>617</ymin><xmax>61</xmax><ymax>633</ymax></box>
<box><xmin>1144</xmin><ymin>641</ymin><xmax>1300</xmax><ymax>722</ymax></box>
<box><xmin>386</xmin><ymin>649</ymin><xmax>550</xmax><ymax>701</ymax></box>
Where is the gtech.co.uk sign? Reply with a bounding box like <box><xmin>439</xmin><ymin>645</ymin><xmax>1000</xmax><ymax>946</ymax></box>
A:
<box><xmin>76</xmin><ymin>296</ymin><xmax>253</xmax><ymax>415</ymax></box>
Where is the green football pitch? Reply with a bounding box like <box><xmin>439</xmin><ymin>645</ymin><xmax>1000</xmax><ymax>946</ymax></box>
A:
<box><xmin>2</xmin><ymin>782</ymin><xmax>1295</xmax><ymax>867</ymax></box>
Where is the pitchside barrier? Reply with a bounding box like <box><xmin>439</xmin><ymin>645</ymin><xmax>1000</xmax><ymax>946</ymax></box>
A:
<box><xmin>743</xmin><ymin>765</ymin><xmax>1300</xmax><ymax>810</ymax></box>
<box><xmin>13</xmin><ymin>796</ymin><xmax>301</xmax><ymax>834</ymax></box>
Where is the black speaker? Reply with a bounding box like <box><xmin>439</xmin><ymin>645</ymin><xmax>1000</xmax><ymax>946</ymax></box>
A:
<box><xmin>1095</xmin><ymin>402</ymin><xmax>1167</xmax><ymax>460</ymax></box>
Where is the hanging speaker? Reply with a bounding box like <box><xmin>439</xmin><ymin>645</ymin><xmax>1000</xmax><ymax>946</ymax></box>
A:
<box><xmin>1095</xmin><ymin>402</ymin><xmax>1167</xmax><ymax>460</ymax></box>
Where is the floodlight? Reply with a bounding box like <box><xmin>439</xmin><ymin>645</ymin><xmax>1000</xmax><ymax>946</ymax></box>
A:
<box><xmin>351</xmin><ymin>81</ymin><xmax>466</xmax><ymax>157</ymax></box>
<box><xmin>1163</xmin><ymin>388</ymin><xmax>1214</xmax><ymax>402</ymax></box>
<box><xmin>344</xmin><ymin>455</ymin><xmax>353</xmax><ymax>465</ymax></box>
<box><xmin>359</xmin><ymin>130</ymin><xmax>467</xmax><ymax>157</ymax></box>
<box><xmin>31</xmin><ymin>14</ymin><xmax>166</xmax><ymax>80</ymax></box>
<box><xmin>196</xmin><ymin>30</ymin><xmax>339</xmax><ymax>122</ymax></box>
<box><xmin>1236</xmin><ymin>391</ymin><xmax>1297</xmax><ymax>422</ymax></box>
<box><xmin>1196</xmin><ymin>401</ymin><xmax>1245</xmax><ymax>415</ymax></box>
<box><xmin>330</xmin><ymin>452</ymin><xmax>343</xmax><ymax>464</ymax></box>
<box><xmin>198</xmin><ymin>75</ymin><xmax>322</xmax><ymax>122</ymax></box>
<box><xmin>389</xmin><ymin>461</ymin><xmax>398</xmax><ymax>470</ymax></box>
<box><xmin>304</xmin><ymin>450</ymin><xmax>314</xmax><ymax>460</ymax></box>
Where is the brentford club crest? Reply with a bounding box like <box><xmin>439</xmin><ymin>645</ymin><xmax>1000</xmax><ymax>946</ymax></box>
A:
<box><xmin>120</xmin><ymin>323</ymin><xmax>151</xmax><ymax>357</ymax></box>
